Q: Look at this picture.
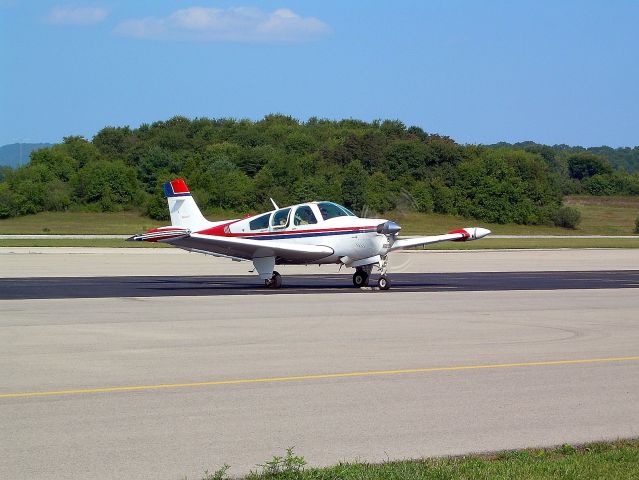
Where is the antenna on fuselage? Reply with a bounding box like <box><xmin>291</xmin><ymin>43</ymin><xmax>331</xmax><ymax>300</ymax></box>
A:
<box><xmin>270</xmin><ymin>198</ymin><xmax>279</xmax><ymax>210</ymax></box>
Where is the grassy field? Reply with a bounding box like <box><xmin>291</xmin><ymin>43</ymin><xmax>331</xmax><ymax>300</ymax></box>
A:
<box><xmin>201</xmin><ymin>440</ymin><xmax>639</xmax><ymax>480</ymax></box>
<box><xmin>0</xmin><ymin>211</ymin><xmax>156</xmax><ymax>235</ymax></box>
<box><xmin>0</xmin><ymin>209</ymin><xmax>235</xmax><ymax>235</ymax></box>
<box><xmin>396</xmin><ymin>195</ymin><xmax>639</xmax><ymax>235</ymax></box>
<box><xmin>564</xmin><ymin>195</ymin><xmax>639</xmax><ymax>235</ymax></box>
<box><xmin>0</xmin><ymin>196</ymin><xmax>637</xmax><ymax>237</ymax></box>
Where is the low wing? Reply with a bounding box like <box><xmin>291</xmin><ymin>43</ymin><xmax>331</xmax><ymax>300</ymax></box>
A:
<box><xmin>390</xmin><ymin>227</ymin><xmax>490</xmax><ymax>251</ymax></box>
<box><xmin>168</xmin><ymin>233</ymin><xmax>334</xmax><ymax>262</ymax></box>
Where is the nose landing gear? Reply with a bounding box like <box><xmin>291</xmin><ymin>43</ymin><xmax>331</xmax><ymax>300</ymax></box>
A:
<box><xmin>377</xmin><ymin>255</ymin><xmax>391</xmax><ymax>290</ymax></box>
<box><xmin>377</xmin><ymin>275</ymin><xmax>391</xmax><ymax>290</ymax></box>
<box><xmin>352</xmin><ymin>257</ymin><xmax>391</xmax><ymax>290</ymax></box>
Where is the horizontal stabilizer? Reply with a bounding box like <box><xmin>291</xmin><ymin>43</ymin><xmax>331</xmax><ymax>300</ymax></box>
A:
<box><xmin>128</xmin><ymin>226</ymin><xmax>190</xmax><ymax>242</ymax></box>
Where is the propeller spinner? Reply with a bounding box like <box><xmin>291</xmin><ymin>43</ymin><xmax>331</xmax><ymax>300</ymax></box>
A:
<box><xmin>376</xmin><ymin>220</ymin><xmax>402</xmax><ymax>235</ymax></box>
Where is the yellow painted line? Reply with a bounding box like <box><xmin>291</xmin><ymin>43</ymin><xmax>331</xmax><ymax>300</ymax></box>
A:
<box><xmin>2</xmin><ymin>356</ymin><xmax>638</xmax><ymax>399</ymax></box>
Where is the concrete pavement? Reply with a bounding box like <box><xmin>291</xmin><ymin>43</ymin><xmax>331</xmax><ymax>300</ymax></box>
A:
<box><xmin>1</xmin><ymin>288</ymin><xmax>639</xmax><ymax>478</ymax></box>
<box><xmin>1</xmin><ymin>247</ymin><xmax>638</xmax><ymax>277</ymax></box>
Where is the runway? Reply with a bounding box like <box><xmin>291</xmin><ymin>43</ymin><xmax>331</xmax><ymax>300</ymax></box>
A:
<box><xmin>1</xmin><ymin>248</ymin><xmax>639</xmax><ymax>479</ymax></box>
<box><xmin>1</xmin><ymin>270</ymin><xmax>639</xmax><ymax>299</ymax></box>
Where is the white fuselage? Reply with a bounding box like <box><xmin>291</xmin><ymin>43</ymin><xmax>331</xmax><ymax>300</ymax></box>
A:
<box><xmin>191</xmin><ymin>201</ymin><xmax>390</xmax><ymax>265</ymax></box>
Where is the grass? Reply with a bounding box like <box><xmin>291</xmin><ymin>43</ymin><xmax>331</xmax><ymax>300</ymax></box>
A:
<box><xmin>564</xmin><ymin>195</ymin><xmax>639</xmax><ymax>235</ymax></box>
<box><xmin>200</xmin><ymin>440</ymin><xmax>639</xmax><ymax>480</ymax></box>
<box><xmin>0</xmin><ymin>209</ymin><xmax>236</xmax><ymax>235</ymax></box>
<box><xmin>0</xmin><ymin>210</ymin><xmax>156</xmax><ymax>235</ymax></box>
<box><xmin>395</xmin><ymin>195</ymin><xmax>639</xmax><ymax>236</ymax></box>
<box><xmin>394</xmin><ymin>211</ymin><xmax>574</xmax><ymax>236</ymax></box>
<box><xmin>0</xmin><ymin>196</ymin><xmax>637</xmax><ymax>240</ymax></box>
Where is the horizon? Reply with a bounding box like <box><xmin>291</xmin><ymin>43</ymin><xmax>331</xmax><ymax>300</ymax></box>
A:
<box><xmin>2</xmin><ymin>114</ymin><xmax>639</xmax><ymax>150</ymax></box>
<box><xmin>2</xmin><ymin>1</ymin><xmax>638</xmax><ymax>148</ymax></box>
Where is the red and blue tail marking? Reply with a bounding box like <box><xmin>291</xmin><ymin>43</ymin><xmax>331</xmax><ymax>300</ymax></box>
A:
<box><xmin>163</xmin><ymin>178</ymin><xmax>191</xmax><ymax>198</ymax></box>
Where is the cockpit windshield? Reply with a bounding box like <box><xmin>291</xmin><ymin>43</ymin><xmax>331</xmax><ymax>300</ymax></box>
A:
<box><xmin>317</xmin><ymin>202</ymin><xmax>356</xmax><ymax>220</ymax></box>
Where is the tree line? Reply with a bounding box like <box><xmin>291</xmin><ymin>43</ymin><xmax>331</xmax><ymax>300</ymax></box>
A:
<box><xmin>489</xmin><ymin>141</ymin><xmax>639</xmax><ymax>173</ymax></box>
<box><xmin>1</xmin><ymin>115</ymin><xmax>638</xmax><ymax>225</ymax></box>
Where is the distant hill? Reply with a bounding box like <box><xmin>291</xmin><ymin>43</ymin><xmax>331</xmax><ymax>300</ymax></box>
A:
<box><xmin>0</xmin><ymin>143</ymin><xmax>54</xmax><ymax>168</ymax></box>
<box><xmin>486</xmin><ymin>141</ymin><xmax>639</xmax><ymax>173</ymax></box>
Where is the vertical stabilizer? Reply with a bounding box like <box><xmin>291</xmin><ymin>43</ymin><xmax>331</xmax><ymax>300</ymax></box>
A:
<box><xmin>163</xmin><ymin>179</ymin><xmax>209</xmax><ymax>229</ymax></box>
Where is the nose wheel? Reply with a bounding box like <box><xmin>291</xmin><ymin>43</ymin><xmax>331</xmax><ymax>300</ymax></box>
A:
<box><xmin>377</xmin><ymin>275</ymin><xmax>391</xmax><ymax>290</ymax></box>
<box><xmin>376</xmin><ymin>256</ymin><xmax>391</xmax><ymax>291</ymax></box>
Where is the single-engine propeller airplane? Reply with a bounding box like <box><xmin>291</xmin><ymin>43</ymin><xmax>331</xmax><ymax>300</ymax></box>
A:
<box><xmin>129</xmin><ymin>178</ymin><xmax>490</xmax><ymax>290</ymax></box>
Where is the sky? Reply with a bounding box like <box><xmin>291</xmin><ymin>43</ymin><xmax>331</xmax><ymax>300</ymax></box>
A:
<box><xmin>1</xmin><ymin>0</ymin><xmax>638</xmax><ymax>147</ymax></box>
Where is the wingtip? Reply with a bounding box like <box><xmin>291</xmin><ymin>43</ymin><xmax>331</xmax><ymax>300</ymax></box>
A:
<box><xmin>474</xmin><ymin>227</ymin><xmax>491</xmax><ymax>239</ymax></box>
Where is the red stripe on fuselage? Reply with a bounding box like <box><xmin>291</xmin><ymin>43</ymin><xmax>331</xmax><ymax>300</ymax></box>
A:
<box><xmin>196</xmin><ymin>224</ymin><xmax>379</xmax><ymax>238</ymax></box>
<box><xmin>197</xmin><ymin>221</ymin><xmax>238</xmax><ymax>236</ymax></box>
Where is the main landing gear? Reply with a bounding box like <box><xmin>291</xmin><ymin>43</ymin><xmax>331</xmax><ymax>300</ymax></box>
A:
<box><xmin>352</xmin><ymin>268</ymin><xmax>369</xmax><ymax>287</ymax></box>
<box><xmin>353</xmin><ymin>257</ymin><xmax>391</xmax><ymax>290</ymax></box>
<box><xmin>265</xmin><ymin>271</ymin><xmax>282</xmax><ymax>289</ymax></box>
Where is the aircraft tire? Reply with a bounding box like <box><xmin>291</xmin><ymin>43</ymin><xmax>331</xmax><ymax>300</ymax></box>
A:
<box><xmin>378</xmin><ymin>275</ymin><xmax>391</xmax><ymax>290</ymax></box>
<box><xmin>352</xmin><ymin>270</ymin><xmax>369</xmax><ymax>288</ymax></box>
<box><xmin>268</xmin><ymin>271</ymin><xmax>282</xmax><ymax>289</ymax></box>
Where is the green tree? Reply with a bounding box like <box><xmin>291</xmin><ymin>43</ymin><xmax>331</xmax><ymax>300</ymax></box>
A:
<box><xmin>567</xmin><ymin>153</ymin><xmax>613</xmax><ymax>180</ymax></box>
<box><xmin>93</xmin><ymin>126</ymin><xmax>133</xmax><ymax>157</ymax></box>
<box><xmin>408</xmin><ymin>181</ymin><xmax>434</xmax><ymax>213</ymax></box>
<box><xmin>364</xmin><ymin>171</ymin><xmax>396</xmax><ymax>213</ymax></box>
<box><xmin>383</xmin><ymin>140</ymin><xmax>427</xmax><ymax>180</ymax></box>
<box><xmin>206</xmin><ymin>159</ymin><xmax>253</xmax><ymax>209</ymax></box>
<box><xmin>61</xmin><ymin>136</ymin><xmax>101</xmax><ymax>167</ymax></box>
<box><xmin>341</xmin><ymin>160</ymin><xmax>368</xmax><ymax>212</ymax></box>
<box><xmin>136</xmin><ymin>145</ymin><xmax>172</xmax><ymax>189</ymax></box>
<box><xmin>0</xmin><ymin>183</ymin><xmax>17</xmax><ymax>218</ymax></box>
<box><xmin>74</xmin><ymin>161</ymin><xmax>140</xmax><ymax>210</ymax></box>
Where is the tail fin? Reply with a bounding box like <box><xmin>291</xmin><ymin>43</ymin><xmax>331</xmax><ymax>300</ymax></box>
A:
<box><xmin>163</xmin><ymin>178</ymin><xmax>208</xmax><ymax>229</ymax></box>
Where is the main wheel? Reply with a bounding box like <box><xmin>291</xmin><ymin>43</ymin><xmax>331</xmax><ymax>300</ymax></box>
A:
<box><xmin>266</xmin><ymin>271</ymin><xmax>283</xmax><ymax>289</ymax></box>
<box><xmin>378</xmin><ymin>275</ymin><xmax>391</xmax><ymax>290</ymax></box>
<box><xmin>352</xmin><ymin>270</ymin><xmax>369</xmax><ymax>287</ymax></box>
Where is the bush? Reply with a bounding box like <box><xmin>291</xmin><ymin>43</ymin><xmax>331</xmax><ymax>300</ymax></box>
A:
<box><xmin>146</xmin><ymin>195</ymin><xmax>169</xmax><ymax>221</ymax></box>
<box><xmin>635</xmin><ymin>216</ymin><xmax>639</xmax><ymax>234</ymax></box>
<box><xmin>554</xmin><ymin>206</ymin><xmax>582</xmax><ymax>229</ymax></box>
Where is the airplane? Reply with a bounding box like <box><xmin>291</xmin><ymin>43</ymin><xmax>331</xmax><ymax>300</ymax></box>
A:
<box><xmin>129</xmin><ymin>178</ymin><xmax>491</xmax><ymax>290</ymax></box>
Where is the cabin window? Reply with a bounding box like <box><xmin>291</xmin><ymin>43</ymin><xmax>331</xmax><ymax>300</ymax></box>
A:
<box><xmin>271</xmin><ymin>208</ymin><xmax>291</xmax><ymax>228</ymax></box>
<box><xmin>318</xmin><ymin>202</ymin><xmax>356</xmax><ymax>220</ymax></box>
<box><xmin>249</xmin><ymin>213</ymin><xmax>271</xmax><ymax>230</ymax></box>
<box><xmin>293</xmin><ymin>206</ymin><xmax>318</xmax><ymax>226</ymax></box>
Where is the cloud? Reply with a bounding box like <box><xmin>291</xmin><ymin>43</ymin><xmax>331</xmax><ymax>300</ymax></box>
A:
<box><xmin>46</xmin><ymin>6</ymin><xmax>108</xmax><ymax>25</ymax></box>
<box><xmin>114</xmin><ymin>6</ymin><xmax>330</xmax><ymax>43</ymax></box>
